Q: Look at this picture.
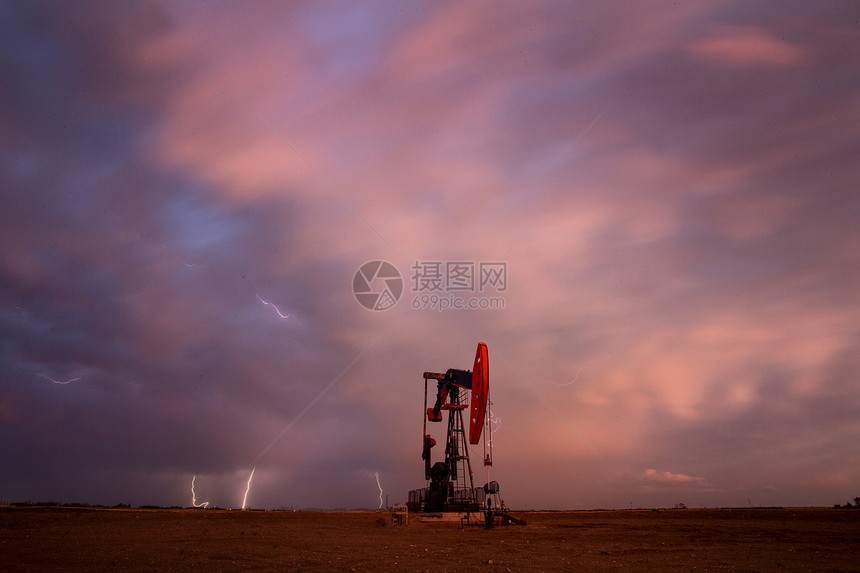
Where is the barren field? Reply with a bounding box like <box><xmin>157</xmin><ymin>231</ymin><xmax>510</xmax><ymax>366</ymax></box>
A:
<box><xmin>2</xmin><ymin>507</ymin><xmax>859</xmax><ymax>571</ymax></box>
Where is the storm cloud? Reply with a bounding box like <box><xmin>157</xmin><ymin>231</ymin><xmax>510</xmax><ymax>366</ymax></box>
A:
<box><xmin>1</xmin><ymin>1</ymin><xmax>858</xmax><ymax>509</ymax></box>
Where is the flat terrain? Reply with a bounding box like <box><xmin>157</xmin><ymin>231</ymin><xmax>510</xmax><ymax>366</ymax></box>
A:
<box><xmin>2</xmin><ymin>507</ymin><xmax>859</xmax><ymax>571</ymax></box>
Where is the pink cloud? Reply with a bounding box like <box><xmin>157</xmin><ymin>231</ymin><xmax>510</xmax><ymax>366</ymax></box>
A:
<box><xmin>643</xmin><ymin>468</ymin><xmax>711</xmax><ymax>487</ymax></box>
<box><xmin>689</xmin><ymin>25</ymin><xmax>808</xmax><ymax>68</ymax></box>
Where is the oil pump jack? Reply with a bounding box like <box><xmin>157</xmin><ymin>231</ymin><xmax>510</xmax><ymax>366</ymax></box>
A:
<box><xmin>408</xmin><ymin>342</ymin><xmax>498</xmax><ymax>515</ymax></box>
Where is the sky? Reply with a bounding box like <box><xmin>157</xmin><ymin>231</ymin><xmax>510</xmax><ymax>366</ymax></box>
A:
<box><xmin>1</xmin><ymin>1</ymin><xmax>859</xmax><ymax>510</ymax></box>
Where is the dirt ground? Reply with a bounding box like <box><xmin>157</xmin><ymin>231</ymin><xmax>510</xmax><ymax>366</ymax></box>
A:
<box><xmin>2</xmin><ymin>507</ymin><xmax>859</xmax><ymax>572</ymax></box>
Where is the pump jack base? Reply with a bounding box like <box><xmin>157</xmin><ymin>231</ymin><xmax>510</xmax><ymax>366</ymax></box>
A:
<box><xmin>413</xmin><ymin>512</ymin><xmax>471</xmax><ymax>524</ymax></box>
<box><xmin>410</xmin><ymin>511</ymin><xmax>527</xmax><ymax>527</ymax></box>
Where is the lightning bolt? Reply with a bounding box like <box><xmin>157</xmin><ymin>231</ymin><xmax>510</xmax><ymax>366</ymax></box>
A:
<box><xmin>241</xmin><ymin>466</ymin><xmax>256</xmax><ymax>510</ymax></box>
<box><xmin>39</xmin><ymin>373</ymin><xmax>82</xmax><ymax>385</ymax></box>
<box><xmin>256</xmin><ymin>295</ymin><xmax>291</xmax><ymax>319</ymax></box>
<box><xmin>374</xmin><ymin>472</ymin><xmax>384</xmax><ymax>509</ymax></box>
<box><xmin>490</xmin><ymin>411</ymin><xmax>502</xmax><ymax>436</ymax></box>
<box><xmin>191</xmin><ymin>475</ymin><xmax>209</xmax><ymax>508</ymax></box>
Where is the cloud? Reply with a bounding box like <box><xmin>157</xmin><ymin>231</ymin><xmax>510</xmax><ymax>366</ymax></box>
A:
<box><xmin>642</xmin><ymin>469</ymin><xmax>711</xmax><ymax>488</ymax></box>
<box><xmin>689</xmin><ymin>25</ymin><xmax>808</xmax><ymax>68</ymax></box>
<box><xmin>1</xmin><ymin>1</ymin><xmax>859</xmax><ymax>510</ymax></box>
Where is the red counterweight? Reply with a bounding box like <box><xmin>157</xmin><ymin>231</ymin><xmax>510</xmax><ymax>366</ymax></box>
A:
<box><xmin>468</xmin><ymin>342</ymin><xmax>489</xmax><ymax>445</ymax></box>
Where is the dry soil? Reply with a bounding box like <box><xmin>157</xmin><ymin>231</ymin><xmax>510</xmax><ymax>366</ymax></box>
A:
<box><xmin>2</xmin><ymin>507</ymin><xmax>859</xmax><ymax>571</ymax></box>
